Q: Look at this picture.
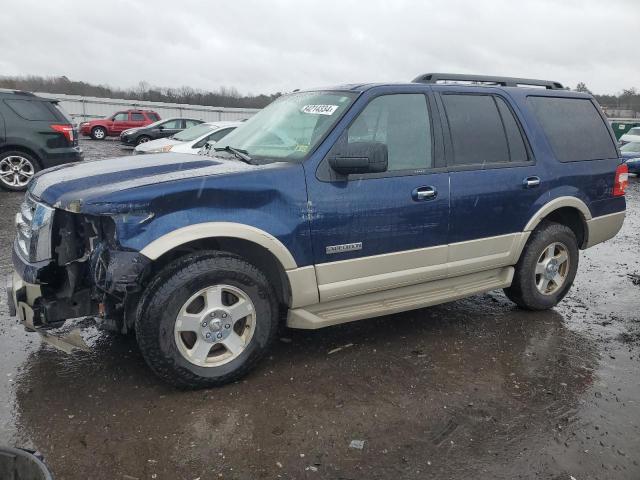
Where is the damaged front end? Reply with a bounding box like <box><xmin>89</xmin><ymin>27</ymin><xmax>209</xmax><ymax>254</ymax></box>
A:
<box><xmin>9</xmin><ymin>194</ymin><xmax>151</xmax><ymax>333</ymax></box>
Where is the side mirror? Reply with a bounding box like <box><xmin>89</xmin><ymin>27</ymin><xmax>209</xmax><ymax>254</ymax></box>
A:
<box><xmin>329</xmin><ymin>142</ymin><xmax>388</xmax><ymax>175</ymax></box>
<box><xmin>198</xmin><ymin>141</ymin><xmax>215</xmax><ymax>156</ymax></box>
<box><xmin>157</xmin><ymin>125</ymin><xmax>164</xmax><ymax>130</ymax></box>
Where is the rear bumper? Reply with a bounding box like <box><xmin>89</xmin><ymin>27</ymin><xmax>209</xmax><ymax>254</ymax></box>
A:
<box><xmin>585</xmin><ymin>210</ymin><xmax>625</xmax><ymax>248</ymax></box>
<box><xmin>41</xmin><ymin>146</ymin><xmax>83</xmax><ymax>168</ymax></box>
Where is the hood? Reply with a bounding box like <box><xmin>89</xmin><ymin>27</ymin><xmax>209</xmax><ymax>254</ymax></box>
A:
<box><xmin>135</xmin><ymin>137</ymin><xmax>182</xmax><ymax>152</ymax></box>
<box><xmin>621</xmin><ymin>151</ymin><xmax>640</xmax><ymax>160</ymax></box>
<box><xmin>29</xmin><ymin>153</ymin><xmax>271</xmax><ymax>212</ymax></box>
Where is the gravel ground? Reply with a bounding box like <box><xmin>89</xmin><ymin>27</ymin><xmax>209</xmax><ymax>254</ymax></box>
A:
<box><xmin>0</xmin><ymin>138</ymin><xmax>639</xmax><ymax>479</ymax></box>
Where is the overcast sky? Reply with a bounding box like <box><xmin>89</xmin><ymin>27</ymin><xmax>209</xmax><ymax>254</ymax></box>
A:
<box><xmin>0</xmin><ymin>0</ymin><xmax>637</xmax><ymax>96</ymax></box>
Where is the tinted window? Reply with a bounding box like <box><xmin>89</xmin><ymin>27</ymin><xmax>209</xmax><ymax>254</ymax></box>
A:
<box><xmin>208</xmin><ymin>127</ymin><xmax>235</xmax><ymax>142</ymax></box>
<box><xmin>442</xmin><ymin>94</ymin><xmax>509</xmax><ymax>166</ymax></box>
<box><xmin>161</xmin><ymin>119</ymin><xmax>182</xmax><ymax>129</ymax></box>
<box><xmin>495</xmin><ymin>97</ymin><xmax>528</xmax><ymax>163</ymax></box>
<box><xmin>347</xmin><ymin>94</ymin><xmax>432</xmax><ymax>171</ymax></box>
<box><xmin>5</xmin><ymin>99</ymin><xmax>58</xmax><ymax>121</ymax></box>
<box><xmin>131</xmin><ymin>113</ymin><xmax>145</xmax><ymax>121</ymax></box>
<box><xmin>148</xmin><ymin>112</ymin><xmax>160</xmax><ymax>121</ymax></box>
<box><xmin>113</xmin><ymin>112</ymin><xmax>128</xmax><ymax>121</ymax></box>
<box><xmin>528</xmin><ymin>97</ymin><xmax>617</xmax><ymax>162</ymax></box>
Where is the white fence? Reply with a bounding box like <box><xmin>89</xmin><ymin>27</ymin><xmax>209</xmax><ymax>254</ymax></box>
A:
<box><xmin>33</xmin><ymin>92</ymin><xmax>260</xmax><ymax>125</ymax></box>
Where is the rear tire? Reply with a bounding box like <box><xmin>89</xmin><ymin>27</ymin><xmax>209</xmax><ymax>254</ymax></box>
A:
<box><xmin>91</xmin><ymin>126</ymin><xmax>106</xmax><ymax>140</ymax></box>
<box><xmin>135</xmin><ymin>251</ymin><xmax>279</xmax><ymax>388</ymax></box>
<box><xmin>0</xmin><ymin>150</ymin><xmax>40</xmax><ymax>191</ymax></box>
<box><xmin>504</xmin><ymin>221</ymin><xmax>579</xmax><ymax>310</ymax></box>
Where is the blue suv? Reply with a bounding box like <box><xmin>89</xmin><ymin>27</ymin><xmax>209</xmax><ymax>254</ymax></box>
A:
<box><xmin>8</xmin><ymin>73</ymin><xmax>627</xmax><ymax>388</ymax></box>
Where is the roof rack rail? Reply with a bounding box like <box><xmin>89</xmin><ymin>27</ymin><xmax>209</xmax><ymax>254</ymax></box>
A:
<box><xmin>0</xmin><ymin>88</ymin><xmax>36</xmax><ymax>96</ymax></box>
<box><xmin>412</xmin><ymin>73</ymin><xmax>564</xmax><ymax>90</ymax></box>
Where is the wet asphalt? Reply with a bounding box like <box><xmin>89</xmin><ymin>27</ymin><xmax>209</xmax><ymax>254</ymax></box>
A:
<box><xmin>0</xmin><ymin>139</ymin><xmax>639</xmax><ymax>479</ymax></box>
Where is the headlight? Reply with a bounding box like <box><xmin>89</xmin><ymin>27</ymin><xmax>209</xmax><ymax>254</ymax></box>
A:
<box><xmin>15</xmin><ymin>196</ymin><xmax>54</xmax><ymax>262</ymax></box>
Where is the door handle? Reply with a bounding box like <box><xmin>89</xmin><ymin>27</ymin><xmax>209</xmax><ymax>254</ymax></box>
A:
<box><xmin>412</xmin><ymin>186</ymin><xmax>437</xmax><ymax>201</ymax></box>
<box><xmin>523</xmin><ymin>176</ymin><xmax>541</xmax><ymax>188</ymax></box>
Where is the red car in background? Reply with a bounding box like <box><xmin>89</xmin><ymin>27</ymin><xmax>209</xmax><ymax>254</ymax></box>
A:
<box><xmin>80</xmin><ymin>109</ymin><xmax>160</xmax><ymax>140</ymax></box>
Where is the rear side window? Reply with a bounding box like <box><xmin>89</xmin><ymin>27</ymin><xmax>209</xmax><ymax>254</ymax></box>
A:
<box><xmin>131</xmin><ymin>113</ymin><xmax>145</xmax><ymax>121</ymax></box>
<box><xmin>528</xmin><ymin>96</ymin><xmax>617</xmax><ymax>162</ymax></box>
<box><xmin>442</xmin><ymin>94</ymin><xmax>529</xmax><ymax>166</ymax></box>
<box><xmin>5</xmin><ymin>99</ymin><xmax>58</xmax><ymax>121</ymax></box>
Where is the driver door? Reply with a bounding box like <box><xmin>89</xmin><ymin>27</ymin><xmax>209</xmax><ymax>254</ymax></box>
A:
<box><xmin>111</xmin><ymin>112</ymin><xmax>129</xmax><ymax>134</ymax></box>
<box><xmin>305</xmin><ymin>92</ymin><xmax>450</xmax><ymax>302</ymax></box>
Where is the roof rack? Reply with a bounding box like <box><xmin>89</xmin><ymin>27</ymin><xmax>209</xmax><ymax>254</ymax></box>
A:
<box><xmin>0</xmin><ymin>88</ymin><xmax>36</xmax><ymax>96</ymax></box>
<box><xmin>412</xmin><ymin>73</ymin><xmax>564</xmax><ymax>90</ymax></box>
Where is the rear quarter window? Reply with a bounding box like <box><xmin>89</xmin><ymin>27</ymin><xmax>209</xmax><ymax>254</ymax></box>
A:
<box><xmin>528</xmin><ymin>96</ymin><xmax>617</xmax><ymax>162</ymax></box>
<box><xmin>4</xmin><ymin>99</ymin><xmax>59</xmax><ymax>121</ymax></box>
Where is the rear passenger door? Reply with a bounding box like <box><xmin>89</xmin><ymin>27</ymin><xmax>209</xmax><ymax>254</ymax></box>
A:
<box><xmin>307</xmin><ymin>91</ymin><xmax>450</xmax><ymax>302</ymax></box>
<box><xmin>130</xmin><ymin>112</ymin><xmax>147</xmax><ymax>128</ymax></box>
<box><xmin>437</xmin><ymin>90</ymin><xmax>542</xmax><ymax>276</ymax></box>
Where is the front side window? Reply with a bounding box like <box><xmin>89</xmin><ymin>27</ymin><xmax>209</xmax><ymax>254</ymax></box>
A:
<box><xmin>528</xmin><ymin>96</ymin><xmax>617</xmax><ymax>162</ymax></box>
<box><xmin>346</xmin><ymin>94</ymin><xmax>432</xmax><ymax>171</ymax></box>
<box><xmin>112</xmin><ymin>112</ymin><xmax>128</xmax><ymax>121</ymax></box>
<box><xmin>173</xmin><ymin>123</ymin><xmax>214</xmax><ymax>141</ymax></box>
<box><xmin>148</xmin><ymin>112</ymin><xmax>160</xmax><ymax>121</ymax></box>
<box><xmin>161</xmin><ymin>119</ymin><xmax>182</xmax><ymax>129</ymax></box>
<box><xmin>213</xmin><ymin>91</ymin><xmax>357</xmax><ymax>162</ymax></box>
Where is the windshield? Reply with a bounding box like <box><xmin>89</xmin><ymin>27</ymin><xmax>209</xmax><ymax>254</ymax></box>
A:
<box><xmin>621</xmin><ymin>142</ymin><xmax>640</xmax><ymax>153</ymax></box>
<box><xmin>173</xmin><ymin>123</ymin><xmax>215</xmax><ymax>141</ymax></box>
<box><xmin>214</xmin><ymin>91</ymin><xmax>357</xmax><ymax>161</ymax></box>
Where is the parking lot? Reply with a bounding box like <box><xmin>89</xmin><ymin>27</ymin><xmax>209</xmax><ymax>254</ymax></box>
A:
<box><xmin>0</xmin><ymin>138</ymin><xmax>639</xmax><ymax>479</ymax></box>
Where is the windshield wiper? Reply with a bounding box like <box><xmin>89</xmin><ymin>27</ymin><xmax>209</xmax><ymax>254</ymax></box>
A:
<box><xmin>213</xmin><ymin>145</ymin><xmax>254</xmax><ymax>165</ymax></box>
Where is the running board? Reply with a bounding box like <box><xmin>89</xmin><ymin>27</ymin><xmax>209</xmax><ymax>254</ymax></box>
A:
<box><xmin>287</xmin><ymin>266</ymin><xmax>514</xmax><ymax>329</ymax></box>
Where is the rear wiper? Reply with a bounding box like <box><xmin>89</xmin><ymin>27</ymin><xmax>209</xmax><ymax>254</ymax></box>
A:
<box><xmin>213</xmin><ymin>145</ymin><xmax>254</xmax><ymax>165</ymax></box>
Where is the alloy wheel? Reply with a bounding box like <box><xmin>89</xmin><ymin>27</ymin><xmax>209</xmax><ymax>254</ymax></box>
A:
<box><xmin>0</xmin><ymin>155</ymin><xmax>35</xmax><ymax>188</ymax></box>
<box><xmin>173</xmin><ymin>284</ymin><xmax>256</xmax><ymax>367</ymax></box>
<box><xmin>534</xmin><ymin>242</ymin><xmax>570</xmax><ymax>295</ymax></box>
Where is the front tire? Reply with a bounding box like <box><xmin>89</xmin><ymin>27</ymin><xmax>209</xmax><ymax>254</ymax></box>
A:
<box><xmin>91</xmin><ymin>126</ymin><xmax>106</xmax><ymax>140</ymax></box>
<box><xmin>0</xmin><ymin>151</ymin><xmax>40</xmax><ymax>191</ymax></box>
<box><xmin>136</xmin><ymin>135</ymin><xmax>151</xmax><ymax>145</ymax></box>
<box><xmin>135</xmin><ymin>251</ymin><xmax>279</xmax><ymax>388</ymax></box>
<box><xmin>504</xmin><ymin>221</ymin><xmax>579</xmax><ymax>310</ymax></box>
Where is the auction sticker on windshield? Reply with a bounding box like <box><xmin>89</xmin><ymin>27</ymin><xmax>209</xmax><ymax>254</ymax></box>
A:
<box><xmin>301</xmin><ymin>104</ymin><xmax>339</xmax><ymax>115</ymax></box>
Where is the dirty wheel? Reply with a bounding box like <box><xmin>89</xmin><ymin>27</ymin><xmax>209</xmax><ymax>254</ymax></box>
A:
<box><xmin>135</xmin><ymin>251</ymin><xmax>279</xmax><ymax>388</ymax></box>
<box><xmin>0</xmin><ymin>151</ymin><xmax>40</xmax><ymax>191</ymax></box>
<box><xmin>504</xmin><ymin>221</ymin><xmax>579</xmax><ymax>310</ymax></box>
<box><xmin>91</xmin><ymin>126</ymin><xmax>106</xmax><ymax>140</ymax></box>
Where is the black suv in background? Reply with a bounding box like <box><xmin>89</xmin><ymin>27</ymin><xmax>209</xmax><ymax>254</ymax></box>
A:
<box><xmin>0</xmin><ymin>89</ymin><xmax>81</xmax><ymax>191</ymax></box>
<box><xmin>119</xmin><ymin>117</ymin><xmax>204</xmax><ymax>146</ymax></box>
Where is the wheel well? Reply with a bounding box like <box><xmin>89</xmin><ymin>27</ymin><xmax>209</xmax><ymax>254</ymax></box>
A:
<box><xmin>0</xmin><ymin>145</ymin><xmax>41</xmax><ymax>167</ymax></box>
<box><xmin>149</xmin><ymin>237</ymin><xmax>291</xmax><ymax>307</ymax></box>
<box><xmin>92</xmin><ymin>125</ymin><xmax>106</xmax><ymax>132</ymax></box>
<box><xmin>542</xmin><ymin>207</ymin><xmax>587</xmax><ymax>248</ymax></box>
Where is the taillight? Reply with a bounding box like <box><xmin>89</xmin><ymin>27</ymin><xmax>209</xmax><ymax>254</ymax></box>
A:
<box><xmin>613</xmin><ymin>163</ymin><xmax>629</xmax><ymax>197</ymax></box>
<box><xmin>50</xmin><ymin>124</ymin><xmax>74</xmax><ymax>143</ymax></box>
